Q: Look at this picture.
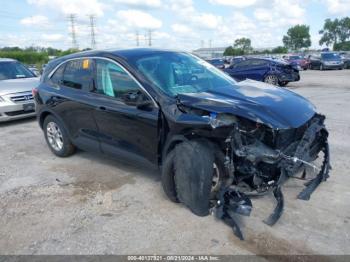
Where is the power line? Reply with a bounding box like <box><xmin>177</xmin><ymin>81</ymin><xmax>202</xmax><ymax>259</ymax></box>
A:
<box><xmin>88</xmin><ymin>15</ymin><xmax>97</xmax><ymax>49</ymax></box>
<box><xmin>68</xmin><ymin>14</ymin><xmax>78</xmax><ymax>49</ymax></box>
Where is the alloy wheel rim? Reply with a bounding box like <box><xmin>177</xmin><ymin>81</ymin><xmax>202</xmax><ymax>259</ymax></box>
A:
<box><xmin>46</xmin><ymin>122</ymin><xmax>63</xmax><ymax>151</ymax></box>
<box><xmin>211</xmin><ymin>163</ymin><xmax>221</xmax><ymax>192</ymax></box>
<box><xmin>265</xmin><ymin>75</ymin><xmax>277</xmax><ymax>85</ymax></box>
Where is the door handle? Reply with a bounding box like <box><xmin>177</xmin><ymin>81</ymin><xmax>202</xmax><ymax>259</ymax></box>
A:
<box><xmin>97</xmin><ymin>106</ymin><xmax>107</xmax><ymax>111</ymax></box>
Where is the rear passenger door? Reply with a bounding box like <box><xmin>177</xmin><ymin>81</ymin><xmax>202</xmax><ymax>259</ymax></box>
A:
<box><xmin>48</xmin><ymin>58</ymin><xmax>100</xmax><ymax>152</ymax></box>
<box><xmin>91</xmin><ymin>58</ymin><xmax>159</xmax><ymax>164</ymax></box>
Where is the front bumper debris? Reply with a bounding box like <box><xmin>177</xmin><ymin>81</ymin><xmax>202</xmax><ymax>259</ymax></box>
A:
<box><xmin>212</xmin><ymin>114</ymin><xmax>330</xmax><ymax>240</ymax></box>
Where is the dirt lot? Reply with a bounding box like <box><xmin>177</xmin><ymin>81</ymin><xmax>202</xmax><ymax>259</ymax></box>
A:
<box><xmin>0</xmin><ymin>70</ymin><xmax>349</xmax><ymax>255</ymax></box>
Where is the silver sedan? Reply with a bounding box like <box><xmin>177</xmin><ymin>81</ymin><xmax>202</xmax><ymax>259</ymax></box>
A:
<box><xmin>0</xmin><ymin>59</ymin><xmax>39</xmax><ymax>122</ymax></box>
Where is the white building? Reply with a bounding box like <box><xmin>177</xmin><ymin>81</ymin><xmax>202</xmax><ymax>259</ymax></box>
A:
<box><xmin>192</xmin><ymin>47</ymin><xmax>226</xmax><ymax>59</ymax></box>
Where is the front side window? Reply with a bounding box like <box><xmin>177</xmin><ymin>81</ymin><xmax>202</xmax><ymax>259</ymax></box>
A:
<box><xmin>132</xmin><ymin>52</ymin><xmax>236</xmax><ymax>97</ymax></box>
<box><xmin>94</xmin><ymin>59</ymin><xmax>142</xmax><ymax>101</ymax></box>
<box><xmin>0</xmin><ymin>62</ymin><xmax>36</xmax><ymax>81</ymax></box>
<box><xmin>62</xmin><ymin>59</ymin><xmax>93</xmax><ymax>90</ymax></box>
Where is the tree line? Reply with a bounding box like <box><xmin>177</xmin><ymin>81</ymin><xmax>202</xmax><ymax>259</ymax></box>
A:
<box><xmin>224</xmin><ymin>16</ymin><xmax>350</xmax><ymax>56</ymax></box>
<box><xmin>0</xmin><ymin>46</ymin><xmax>86</xmax><ymax>67</ymax></box>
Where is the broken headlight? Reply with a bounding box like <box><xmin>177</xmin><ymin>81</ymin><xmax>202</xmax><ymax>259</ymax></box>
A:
<box><xmin>203</xmin><ymin>113</ymin><xmax>238</xmax><ymax>129</ymax></box>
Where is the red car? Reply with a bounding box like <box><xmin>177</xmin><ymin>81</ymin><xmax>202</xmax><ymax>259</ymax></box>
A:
<box><xmin>283</xmin><ymin>55</ymin><xmax>310</xmax><ymax>70</ymax></box>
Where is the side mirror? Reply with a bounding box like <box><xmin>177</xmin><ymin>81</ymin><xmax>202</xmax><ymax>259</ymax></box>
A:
<box><xmin>136</xmin><ymin>99</ymin><xmax>153</xmax><ymax>110</ymax></box>
<box><xmin>123</xmin><ymin>91</ymin><xmax>153</xmax><ymax>110</ymax></box>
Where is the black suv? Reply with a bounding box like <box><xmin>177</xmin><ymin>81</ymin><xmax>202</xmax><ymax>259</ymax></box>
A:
<box><xmin>34</xmin><ymin>49</ymin><xmax>330</xmax><ymax>233</ymax></box>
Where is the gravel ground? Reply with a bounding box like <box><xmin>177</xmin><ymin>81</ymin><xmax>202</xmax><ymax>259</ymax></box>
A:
<box><xmin>0</xmin><ymin>70</ymin><xmax>349</xmax><ymax>255</ymax></box>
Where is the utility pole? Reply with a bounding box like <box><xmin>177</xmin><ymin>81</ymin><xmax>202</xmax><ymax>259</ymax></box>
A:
<box><xmin>136</xmin><ymin>30</ymin><xmax>140</xmax><ymax>46</ymax></box>
<box><xmin>200</xmin><ymin>40</ymin><xmax>204</xmax><ymax>48</ymax></box>
<box><xmin>68</xmin><ymin>14</ymin><xmax>78</xmax><ymax>49</ymax></box>
<box><xmin>89</xmin><ymin>14</ymin><xmax>97</xmax><ymax>49</ymax></box>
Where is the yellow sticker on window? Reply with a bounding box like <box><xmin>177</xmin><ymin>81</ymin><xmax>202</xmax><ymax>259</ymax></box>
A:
<box><xmin>83</xmin><ymin>59</ymin><xmax>90</xmax><ymax>69</ymax></box>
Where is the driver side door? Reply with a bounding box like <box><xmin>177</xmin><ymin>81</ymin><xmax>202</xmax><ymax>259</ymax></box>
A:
<box><xmin>91</xmin><ymin>58</ymin><xmax>159</xmax><ymax>164</ymax></box>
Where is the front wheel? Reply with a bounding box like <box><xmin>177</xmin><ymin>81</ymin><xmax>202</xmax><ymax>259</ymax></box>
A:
<box><xmin>161</xmin><ymin>140</ymin><xmax>228</xmax><ymax>216</ymax></box>
<box><xmin>43</xmin><ymin>115</ymin><xmax>75</xmax><ymax>157</ymax></box>
<box><xmin>279</xmin><ymin>81</ymin><xmax>289</xmax><ymax>87</ymax></box>
<box><xmin>264</xmin><ymin>74</ymin><xmax>279</xmax><ymax>86</ymax></box>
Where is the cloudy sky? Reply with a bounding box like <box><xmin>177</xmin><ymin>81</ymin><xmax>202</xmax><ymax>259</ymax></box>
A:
<box><xmin>0</xmin><ymin>0</ymin><xmax>349</xmax><ymax>51</ymax></box>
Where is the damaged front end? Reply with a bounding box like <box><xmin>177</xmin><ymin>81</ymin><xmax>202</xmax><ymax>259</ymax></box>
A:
<box><xmin>212</xmin><ymin>113</ymin><xmax>330</xmax><ymax>239</ymax></box>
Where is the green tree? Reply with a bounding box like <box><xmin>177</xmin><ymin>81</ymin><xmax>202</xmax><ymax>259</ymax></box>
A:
<box><xmin>233</xmin><ymin>38</ymin><xmax>253</xmax><ymax>54</ymax></box>
<box><xmin>319</xmin><ymin>17</ymin><xmax>350</xmax><ymax>48</ymax></box>
<box><xmin>272</xmin><ymin>46</ymin><xmax>288</xmax><ymax>54</ymax></box>
<box><xmin>334</xmin><ymin>41</ymin><xmax>350</xmax><ymax>51</ymax></box>
<box><xmin>283</xmin><ymin>24</ymin><xmax>311</xmax><ymax>51</ymax></box>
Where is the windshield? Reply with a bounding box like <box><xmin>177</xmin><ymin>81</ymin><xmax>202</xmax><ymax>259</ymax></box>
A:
<box><xmin>0</xmin><ymin>62</ymin><xmax>36</xmax><ymax>80</ymax></box>
<box><xmin>133</xmin><ymin>52</ymin><xmax>236</xmax><ymax>97</ymax></box>
<box><xmin>321</xmin><ymin>53</ymin><xmax>341</xmax><ymax>60</ymax></box>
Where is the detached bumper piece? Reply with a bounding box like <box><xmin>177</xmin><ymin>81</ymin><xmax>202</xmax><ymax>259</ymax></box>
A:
<box><xmin>213</xmin><ymin>189</ymin><xmax>252</xmax><ymax>240</ymax></box>
<box><xmin>213</xmin><ymin>114</ymin><xmax>330</xmax><ymax>240</ymax></box>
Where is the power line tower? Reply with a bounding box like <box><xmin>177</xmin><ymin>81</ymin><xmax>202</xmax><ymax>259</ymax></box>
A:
<box><xmin>136</xmin><ymin>30</ymin><xmax>140</xmax><ymax>47</ymax></box>
<box><xmin>68</xmin><ymin>14</ymin><xmax>78</xmax><ymax>49</ymax></box>
<box><xmin>148</xmin><ymin>29</ymin><xmax>153</xmax><ymax>47</ymax></box>
<box><xmin>89</xmin><ymin>15</ymin><xmax>97</xmax><ymax>49</ymax></box>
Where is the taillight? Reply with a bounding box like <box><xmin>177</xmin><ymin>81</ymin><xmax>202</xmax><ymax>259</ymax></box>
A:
<box><xmin>32</xmin><ymin>87</ymin><xmax>38</xmax><ymax>96</ymax></box>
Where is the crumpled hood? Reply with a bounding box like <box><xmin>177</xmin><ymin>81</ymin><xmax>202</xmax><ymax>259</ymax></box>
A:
<box><xmin>177</xmin><ymin>79</ymin><xmax>316</xmax><ymax>129</ymax></box>
<box><xmin>0</xmin><ymin>77</ymin><xmax>40</xmax><ymax>96</ymax></box>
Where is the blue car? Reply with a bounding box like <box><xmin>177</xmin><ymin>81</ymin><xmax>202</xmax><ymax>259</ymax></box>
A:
<box><xmin>224</xmin><ymin>57</ymin><xmax>300</xmax><ymax>87</ymax></box>
<box><xmin>205</xmin><ymin>58</ymin><xmax>225</xmax><ymax>69</ymax></box>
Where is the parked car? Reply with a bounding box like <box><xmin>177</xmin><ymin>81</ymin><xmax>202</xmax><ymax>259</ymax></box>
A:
<box><xmin>34</xmin><ymin>49</ymin><xmax>330</xmax><ymax>238</ymax></box>
<box><xmin>0</xmin><ymin>58</ymin><xmax>39</xmax><ymax>122</ymax></box>
<box><xmin>205</xmin><ymin>58</ymin><xmax>225</xmax><ymax>69</ymax></box>
<box><xmin>27</xmin><ymin>64</ymin><xmax>40</xmax><ymax>76</ymax></box>
<box><xmin>340</xmin><ymin>52</ymin><xmax>350</xmax><ymax>69</ymax></box>
<box><xmin>224</xmin><ymin>57</ymin><xmax>300</xmax><ymax>86</ymax></box>
<box><xmin>283</xmin><ymin>55</ymin><xmax>309</xmax><ymax>70</ymax></box>
<box><xmin>309</xmin><ymin>52</ymin><xmax>344</xmax><ymax>70</ymax></box>
<box><xmin>230</xmin><ymin>56</ymin><xmax>245</xmax><ymax>66</ymax></box>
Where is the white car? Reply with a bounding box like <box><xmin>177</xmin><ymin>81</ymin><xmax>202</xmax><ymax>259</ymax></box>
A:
<box><xmin>0</xmin><ymin>58</ymin><xmax>40</xmax><ymax>122</ymax></box>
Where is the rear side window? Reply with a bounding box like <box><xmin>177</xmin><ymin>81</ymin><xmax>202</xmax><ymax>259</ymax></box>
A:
<box><xmin>62</xmin><ymin>59</ymin><xmax>93</xmax><ymax>90</ymax></box>
<box><xmin>250</xmin><ymin>59</ymin><xmax>268</xmax><ymax>66</ymax></box>
<box><xmin>50</xmin><ymin>64</ymin><xmax>65</xmax><ymax>84</ymax></box>
<box><xmin>94</xmin><ymin>59</ymin><xmax>141</xmax><ymax>99</ymax></box>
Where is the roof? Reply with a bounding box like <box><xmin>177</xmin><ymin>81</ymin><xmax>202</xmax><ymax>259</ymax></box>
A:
<box><xmin>49</xmin><ymin>48</ymin><xmax>185</xmax><ymax>64</ymax></box>
<box><xmin>0</xmin><ymin>58</ymin><xmax>17</xmax><ymax>62</ymax></box>
<box><xmin>193</xmin><ymin>47</ymin><xmax>226</xmax><ymax>52</ymax></box>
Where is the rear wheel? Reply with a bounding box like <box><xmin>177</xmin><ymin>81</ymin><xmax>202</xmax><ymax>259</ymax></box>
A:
<box><xmin>43</xmin><ymin>115</ymin><xmax>75</xmax><ymax>157</ymax></box>
<box><xmin>264</xmin><ymin>74</ymin><xmax>279</xmax><ymax>86</ymax></box>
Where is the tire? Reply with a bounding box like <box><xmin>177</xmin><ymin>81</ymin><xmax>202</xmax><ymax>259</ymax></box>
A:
<box><xmin>279</xmin><ymin>81</ymin><xmax>288</xmax><ymax>87</ymax></box>
<box><xmin>172</xmin><ymin>139</ymin><xmax>227</xmax><ymax>216</ymax></box>
<box><xmin>43</xmin><ymin>115</ymin><xmax>75</xmax><ymax>157</ymax></box>
<box><xmin>161</xmin><ymin>150</ymin><xmax>180</xmax><ymax>203</ymax></box>
<box><xmin>264</xmin><ymin>74</ymin><xmax>279</xmax><ymax>86</ymax></box>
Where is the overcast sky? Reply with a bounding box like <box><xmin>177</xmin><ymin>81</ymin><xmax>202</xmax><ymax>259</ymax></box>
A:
<box><xmin>0</xmin><ymin>0</ymin><xmax>349</xmax><ymax>51</ymax></box>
